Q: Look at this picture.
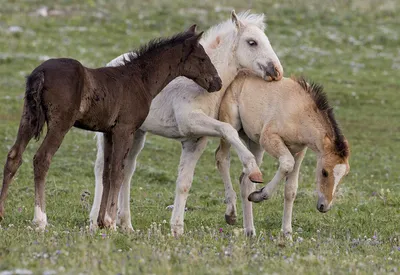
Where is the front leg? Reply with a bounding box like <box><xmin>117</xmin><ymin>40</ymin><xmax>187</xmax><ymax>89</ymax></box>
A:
<box><xmin>97</xmin><ymin>132</ymin><xmax>113</xmax><ymax>229</ymax></box>
<box><xmin>248</xmin><ymin>133</ymin><xmax>295</xmax><ymax>202</ymax></box>
<box><xmin>282</xmin><ymin>148</ymin><xmax>306</xmax><ymax>239</ymax></box>
<box><xmin>117</xmin><ymin>130</ymin><xmax>146</xmax><ymax>232</ymax></box>
<box><xmin>178</xmin><ymin>110</ymin><xmax>263</xmax><ymax>183</ymax></box>
<box><xmin>171</xmin><ymin>137</ymin><xmax>208</xmax><ymax>237</ymax></box>
<box><xmin>215</xmin><ymin>138</ymin><xmax>237</xmax><ymax>225</ymax></box>
<box><xmin>101</xmin><ymin>128</ymin><xmax>134</xmax><ymax>230</ymax></box>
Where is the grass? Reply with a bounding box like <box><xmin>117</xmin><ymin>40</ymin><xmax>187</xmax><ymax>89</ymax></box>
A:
<box><xmin>0</xmin><ymin>0</ymin><xmax>399</xmax><ymax>274</ymax></box>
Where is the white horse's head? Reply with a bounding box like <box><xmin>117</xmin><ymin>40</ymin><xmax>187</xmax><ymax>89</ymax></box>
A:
<box><xmin>231</xmin><ymin>11</ymin><xmax>283</xmax><ymax>81</ymax></box>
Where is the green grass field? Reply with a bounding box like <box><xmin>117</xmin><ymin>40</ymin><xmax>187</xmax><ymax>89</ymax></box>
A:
<box><xmin>0</xmin><ymin>0</ymin><xmax>399</xmax><ymax>274</ymax></box>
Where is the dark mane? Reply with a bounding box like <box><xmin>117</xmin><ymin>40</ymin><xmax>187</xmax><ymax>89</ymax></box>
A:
<box><xmin>122</xmin><ymin>31</ymin><xmax>194</xmax><ymax>66</ymax></box>
<box><xmin>294</xmin><ymin>77</ymin><xmax>349</xmax><ymax>158</ymax></box>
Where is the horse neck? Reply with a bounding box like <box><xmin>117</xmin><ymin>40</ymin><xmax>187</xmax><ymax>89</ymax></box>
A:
<box><xmin>203</xmin><ymin>38</ymin><xmax>238</xmax><ymax>96</ymax></box>
<box><xmin>300</xmin><ymin>110</ymin><xmax>332</xmax><ymax>156</ymax></box>
<box><xmin>131</xmin><ymin>47</ymin><xmax>182</xmax><ymax>99</ymax></box>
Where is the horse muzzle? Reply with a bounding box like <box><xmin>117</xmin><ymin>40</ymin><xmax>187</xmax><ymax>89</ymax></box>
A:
<box><xmin>317</xmin><ymin>197</ymin><xmax>331</xmax><ymax>213</ymax></box>
<box><xmin>258</xmin><ymin>62</ymin><xmax>283</xmax><ymax>81</ymax></box>
<box><xmin>207</xmin><ymin>75</ymin><xmax>222</xmax><ymax>93</ymax></box>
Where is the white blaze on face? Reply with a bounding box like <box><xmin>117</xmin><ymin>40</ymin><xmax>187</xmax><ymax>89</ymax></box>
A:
<box><xmin>332</xmin><ymin>164</ymin><xmax>347</xmax><ymax>196</ymax></box>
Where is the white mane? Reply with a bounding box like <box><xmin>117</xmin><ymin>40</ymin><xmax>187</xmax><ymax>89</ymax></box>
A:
<box><xmin>201</xmin><ymin>11</ymin><xmax>266</xmax><ymax>47</ymax></box>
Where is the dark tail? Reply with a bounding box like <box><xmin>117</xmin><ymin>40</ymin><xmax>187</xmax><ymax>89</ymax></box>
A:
<box><xmin>25</xmin><ymin>71</ymin><xmax>46</xmax><ymax>140</ymax></box>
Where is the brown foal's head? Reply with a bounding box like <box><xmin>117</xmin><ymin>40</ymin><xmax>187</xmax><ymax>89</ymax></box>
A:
<box><xmin>180</xmin><ymin>25</ymin><xmax>222</xmax><ymax>93</ymax></box>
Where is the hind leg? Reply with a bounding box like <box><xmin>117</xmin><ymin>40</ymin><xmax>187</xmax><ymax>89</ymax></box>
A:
<box><xmin>32</xmin><ymin>122</ymin><xmax>74</xmax><ymax>229</ymax></box>
<box><xmin>0</xmin><ymin>106</ymin><xmax>35</xmax><ymax>219</ymax></box>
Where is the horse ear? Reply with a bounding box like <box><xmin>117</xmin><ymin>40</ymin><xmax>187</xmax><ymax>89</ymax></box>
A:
<box><xmin>185</xmin><ymin>31</ymin><xmax>204</xmax><ymax>46</ymax></box>
<box><xmin>323</xmin><ymin>134</ymin><xmax>333</xmax><ymax>151</ymax></box>
<box><xmin>186</xmin><ymin>24</ymin><xmax>197</xmax><ymax>35</ymax></box>
<box><xmin>194</xmin><ymin>31</ymin><xmax>204</xmax><ymax>43</ymax></box>
<box><xmin>231</xmin><ymin>10</ymin><xmax>244</xmax><ymax>30</ymax></box>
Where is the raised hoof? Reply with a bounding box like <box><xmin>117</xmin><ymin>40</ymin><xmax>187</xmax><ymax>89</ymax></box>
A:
<box><xmin>248</xmin><ymin>171</ymin><xmax>263</xmax><ymax>183</ymax></box>
<box><xmin>225</xmin><ymin>213</ymin><xmax>237</xmax><ymax>225</ymax></box>
<box><xmin>248</xmin><ymin>187</ymin><xmax>269</xmax><ymax>203</ymax></box>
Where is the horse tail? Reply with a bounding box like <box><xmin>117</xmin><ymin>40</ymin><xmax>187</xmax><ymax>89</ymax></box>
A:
<box><xmin>25</xmin><ymin>70</ymin><xmax>46</xmax><ymax>140</ymax></box>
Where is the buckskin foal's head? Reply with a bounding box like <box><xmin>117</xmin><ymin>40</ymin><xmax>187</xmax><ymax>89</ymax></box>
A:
<box><xmin>296</xmin><ymin>79</ymin><xmax>350</xmax><ymax>213</ymax></box>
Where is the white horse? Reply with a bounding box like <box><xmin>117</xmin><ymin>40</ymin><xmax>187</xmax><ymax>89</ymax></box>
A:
<box><xmin>216</xmin><ymin>74</ymin><xmax>350</xmax><ymax>237</ymax></box>
<box><xmin>90</xmin><ymin>11</ymin><xmax>283</xmax><ymax>236</ymax></box>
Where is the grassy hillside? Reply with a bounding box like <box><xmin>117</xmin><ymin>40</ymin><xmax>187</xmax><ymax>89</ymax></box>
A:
<box><xmin>0</xmin><ymin>0</ymin><xmax>399</xmax><ymax>273</ymax></box>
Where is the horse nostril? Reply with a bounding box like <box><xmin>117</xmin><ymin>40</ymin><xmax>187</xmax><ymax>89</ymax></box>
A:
<box><xmin>318</xmin><ymin>204</ymin><xmax>325</xmax><ymax>212</ymax></box>
<box><xmin>266</xmin><ymin>62</ymin><xmax>279</xmax><ymax>79</ymax></box>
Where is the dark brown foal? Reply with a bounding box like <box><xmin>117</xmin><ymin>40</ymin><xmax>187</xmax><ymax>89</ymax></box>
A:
<box><xmin>0</xmin><ymin>25</ymin><xmax>222</xmax><ymax>229</ymax></box>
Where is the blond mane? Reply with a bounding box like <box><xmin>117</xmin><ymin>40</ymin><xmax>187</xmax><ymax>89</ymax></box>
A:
<box><xmin>201</xmin><ymin>11</ymin><xmax>266</xmax><ymax>47</ymax></box>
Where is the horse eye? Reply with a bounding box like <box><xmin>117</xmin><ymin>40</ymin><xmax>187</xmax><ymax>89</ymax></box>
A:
<box><xmin>247</xmin><ymin>40</ymin><xmax>257</xmax><ymax>46</ymax></box>
<box><xmin>322</xmin><ymin>169</ymin><xmax>329</xmax><ymax>177</ymax></box>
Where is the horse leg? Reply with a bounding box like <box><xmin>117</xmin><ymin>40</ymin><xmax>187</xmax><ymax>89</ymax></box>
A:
<box><xmin>0</xmin><ymin>104</ymin><xmax>35</xmax><ymax>219</ymax></box>
<box><xmin>89</xmin><ymin>133</ymin><xmax>105</xmax><ymax>231</ymax></box>
<box><xmin>102</xmin><ymin>128</ymin><xmax>134</xmax><ymax>230</ymax></box>
<box><xmin>32</xmin><ymin>122</ymin><xmax>73</xmax><ymax>229</ymax></box>
<box><xmin>215</xmin><ymin>138</ymin><xmax>237</xmax><ymax>225</ymax></box>
<box><xmin>282</xmin><ymin>148</ymin><xmax>306</xmax><ymax>240</ymax></box>
<box><xmin>238</xmin><ymin>134</ymin><xmax>264</xmax><ymax>236</ymax></box>
<box><xmin>93</xmin><ymin>132</ymin><xmax>112</xmax><ymax>230</ymax></box>
<box><xmin>97</xmin><ymin>132</ymin><xmax>113</xmax><ymax>229</ymax></box>
<box><xmin>215</xmin><ymin>98</ymin><xmax>243</xmax><ymax>226</ymax></box>
<box><xmin>171</xmin><ymin>137</ymin><xmax>208</xmax><ymax>237</ymax></box>
<box><xmin>117</xmin><ymin>130</ymin><xmax>146</xmax><ymax>232</ymax></box>
<box><xmin>248</xmin><ymin>132</ymin><xmax>295</xmax><ymax>203</ymax></box>
<box><xmin>179</xmin><ymin>110</ymin><xmax>262</xmax><ymax>183</ymax></box>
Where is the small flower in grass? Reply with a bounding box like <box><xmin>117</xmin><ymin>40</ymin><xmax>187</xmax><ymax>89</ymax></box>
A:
<box><xmin>297</xmin><ymin>237</ymin><xmax>304</xmax><ymax>243</ymax></box>
<box><xmin>219</xmin><ymin>228</ymin><xmax>223</xmax><ymax>233</ymax></box>
<box><xmin>18</xmin><ymin>207</ymin><xmax>22</xmax><ymax>213</ymax></box>
<box><xmin>101</xmin><ymin>233</ymin><xmax>107</xmax><ymax>239</ymax></box>
<box><xmin>397</xmin><ymin>247</ymin><xmax>400</xmax><ymax>252</ymax></box>
<box><xmin>55</xmin><ymin>250</ymin><xmax>61</xmax><ymax>255</ymax></box>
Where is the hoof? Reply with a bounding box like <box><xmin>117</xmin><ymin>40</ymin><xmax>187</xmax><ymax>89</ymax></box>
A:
<box><xmin>171</xmin><ymin>224</ymin><xmax>184</xmax><ymax>237</ymax></box>
<box><xmin>248</xmin><ymin>187</ymin><xmax>269</xmax><ymax>203</ymax></box>
<box><xmin>225</xmin><ymin>213</ymin><xmax>237</xmax><ymax>225</ymax></box>
<box><xmin>89</xmin><ymin>222</ymin><xmax>98</xmax><ymax>232</ymax></box>
<box><xmin>244</xmin><ymin>228</ymin><xmax>256</xmax><ymax>237</ymax></box>
<box><xmin>248</xmin><ymin>171</ymin><xmax>263</xmax><ymax>183</ymax></box>
<box><xmin>119</xmin><ymin>223</ymin><xmax>134</xmax><ymax>233</ymax></box>
<box><xmin>0</xmin><ymin>205</ymin><xmax>4</xmax><ymax>221</ymax></box>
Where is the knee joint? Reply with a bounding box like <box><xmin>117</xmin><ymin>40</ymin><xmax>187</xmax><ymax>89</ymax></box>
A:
<box><xmin>280</xmin><ymin>158</ymin><xmax>295</xmax><ymax>175</ymax></box>
<box><xmin>177</xmin><ymin>182</ymin><xmax>191</xmax><ymax>194</ymax></box>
